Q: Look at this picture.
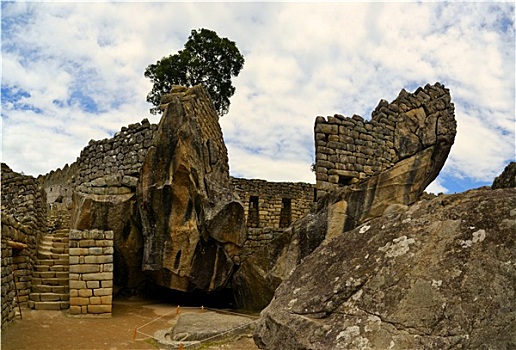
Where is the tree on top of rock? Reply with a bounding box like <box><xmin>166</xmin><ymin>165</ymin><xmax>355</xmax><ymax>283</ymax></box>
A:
<box><xmin>144</xmin><ymin>28</ymin><xmax>245</xmax><ymax>116</ymax></box>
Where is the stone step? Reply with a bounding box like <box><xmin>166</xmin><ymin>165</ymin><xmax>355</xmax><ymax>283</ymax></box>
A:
<box><xmin>29</xmin><ymin>292</ymin><xmax>69</xmax><ymax>302</ymax></box>
<box><xmin>35</xmin><ymin>265</ymin><xmax>50</xmax><ymax>272</ymax></box>
<box><xmin>37</xmin><ymin>259</ymin><xmax>69</xmax><ymax>266</ymax></box>
<box><xmin>28</xmin><ymin>300</ymin><xmax>69</xmax><ymax>310</ymax></box>
<box><xmin>39</xmin><ymin>242</ymin><xmax>53</xmax><ymax>250</ymax></box>
<box><xmin>40</xmin><ymin>234</ymin><xmax>69</xmax><ymax>244</ymax></box>
<box><xmin>33</xmin><ymin>271</ymin><xmax>69</xmax><ymax>279</ymax></box>
<box><xmin>49</xmin><ymin>265</ymin><xmax>69</xmax><ymax>272</ymax></box>
<box><xmin>38</xmin><ymin>246</ymin><xmax>68</xmax><ymax>254</ymax></box>
<box><xmin>37</xmin><ymin>252</ymin><xmax>69</xmax><ymax>260</ymax></box>
<box><xmin>31</xmin><ymin>277</ymin><xmax>69</xmax><ymax>286</ymax></box>
<box><xmin>52</xmin><ymin>241</ymin><xmax>69</xmax><ymax>247</ymax></box>
<box><xmin>54</xmin><ymin>229</ymin><xmax>70</xmax><ymax>234</ymax></box>
<box><xmin>31</xmin><ymin>285</ymin><xmax>69</xmax><ymax>294</ymax></box>
<box><xmin>42</xmin><ymin>236</ymin><xmax>69</xmax><ymax>243</ymax></box>
<box><xmin>50</xmin><ymin>247</ymin><xmax>67</xmax><ymax>254</ymax></box>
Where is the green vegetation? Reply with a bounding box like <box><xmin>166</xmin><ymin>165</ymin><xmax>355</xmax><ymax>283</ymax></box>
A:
<box><xmin>145</xmin><ymin>28</ymin><xmax>245</xmax><ymax>116</ymax></box>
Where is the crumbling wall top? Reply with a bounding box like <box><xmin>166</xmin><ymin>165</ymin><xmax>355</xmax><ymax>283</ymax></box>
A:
<box><xmin>314</xmin><ymin>82</ymin><xmax>456</xmax><ymax>197</ymax></box>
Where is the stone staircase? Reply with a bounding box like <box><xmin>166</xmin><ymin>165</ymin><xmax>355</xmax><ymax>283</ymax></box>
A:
<box><xmin>28</xmin><ymin>229</ymin><xmax>70</xmax><ymax>310</ymax></box>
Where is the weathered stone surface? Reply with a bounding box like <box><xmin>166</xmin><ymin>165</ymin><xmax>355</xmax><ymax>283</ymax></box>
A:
<box><xmin>231</xmin><ymin>242</ymin><xmax>286</xmax><ymax>311</ymax></box>
<box><xmin>154</xmin><ymin>311</ymin><xmax>255</xmax><ymax>348</ymax></box>
<box><xmin>173</xmin><ymin>311</ymin><xmax>255</xmax><ymax>341</ymax></box>
<box><xmin>314</xmin><ymin>83</ymin><xmax>456</xmax><ymax>198</ymax></box>
<box><xmin>236</xmin><ymin>84</ymin><xmax>457</xmax><ymax>311</ymax></box>
<box><xmin>254</xmin><ymin>188</ymin><xmax>516</xmax><ymax>349</ymax></box>
<box><xmin>492</xmin><ymin>162</ymin><xmax>516</xmax><ymax>189</ymax></box>
<box><xmin>234</xmin><ymin>147</ymin><xmax>453</xmax><ymax>310</ymax></box>
<box><xmin>137</xmin><ymin>85</ymin><xmax>246</xmax><ymax>293</ymax></box>
<box><xmin>71</xmin><ymin>191</ymin><xmax>145</xmax><ymax>293</ymax></box>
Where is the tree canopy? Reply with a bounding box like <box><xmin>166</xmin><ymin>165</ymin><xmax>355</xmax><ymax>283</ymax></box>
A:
<box><xmin>144</xmin><ymin>28</ymin><xmax>245</xmax><ymax>116</ymax></box>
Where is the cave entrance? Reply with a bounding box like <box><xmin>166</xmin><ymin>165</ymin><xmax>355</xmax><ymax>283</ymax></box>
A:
<box><xmin>135</xmin><ymin>282</ymin><xmax>237</xmax><ymax>309</ymax></box>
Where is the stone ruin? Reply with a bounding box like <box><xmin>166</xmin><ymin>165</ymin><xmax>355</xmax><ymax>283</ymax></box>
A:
<box><xmin>314</xmin><ymin>83</ymin><xmax>455</xmax><ymax>198</ymax></box>
<box><xmin>2</xmin><ymin>82</ymin><xmax>458</xmax><ymax>327</ymax></box>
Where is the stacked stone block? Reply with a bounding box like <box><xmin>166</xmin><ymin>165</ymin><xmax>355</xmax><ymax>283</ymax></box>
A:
<box><xmin>1</xmin><ymin>163</ymin><xmax>47</xmax><ymax>239</ymax></box>
<box><xmin>76</xmin><ymin>119</ymin><xmax>157</xmax><ymax>184</ymax></box>
<box><xmin>0</xmin><ymin>215</ymin><xmax>33</xmax><ymax>327</ymax></box>
<box><xmin>314</xmin><ymin>83</ymin><xmax>454</xmax><ymax>197</ymax></box>
<box><xmin>239</xmin><ymin>228</ymin><xmax>285</xmax><ymax>261</ymax></box>
<box><xmin>232</xmin><ymin>178</ymin><xmax>315</xmax><ymax>229</ymax></box>
<box><xmin>1</xmin><ymin>163</ymin><xmax>47</xmax><ymax>327</ymax></box>
<box><xmin>68</xmin><ymin>229</ymin><xmax>114</xmax><ymax>317</ymax></box>
<box><xmin>40</xmin><ymin>118</ymin><xmax>157</xmax><ymax>204</ymax></box>
<box><xmin>29</xmin><ymin>229</ymin><xmax>70</xmax><ymax>310</ymax></box>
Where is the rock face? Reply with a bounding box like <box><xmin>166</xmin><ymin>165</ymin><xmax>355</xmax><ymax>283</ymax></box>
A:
<box><xmin>137</xmin><ymin>85</ymin><xmax>246</xmax><ymax>292</ymax></box>
<box><xmin>71</xmin><ymin>175</ymin><xmax>146</xmax><ymax>293</ymax></box>
<box><xmin>314</xmin><ymin>83</ymin><xmax>456</xmax><ymax>198</ymax></box>
<box><xmin>492</xmin><ymin>162</ymin><xmax>516</xmax><ymax>189</ymax></box>
<box><xmin>234</xmin><ymin>84</ymin><xmax>457</xmax><ymax>311</ymax></box>
<box><xmin>254</xmin><ymin>188</ymin><xmax>516</xmax><ymax>349</ymax></box>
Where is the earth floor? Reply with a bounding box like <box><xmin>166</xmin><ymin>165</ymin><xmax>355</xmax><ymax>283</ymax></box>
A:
<box><xmin>1</xmin><ymin>296</ymin><xmax>259</xmax><ymax>350</ymax></box>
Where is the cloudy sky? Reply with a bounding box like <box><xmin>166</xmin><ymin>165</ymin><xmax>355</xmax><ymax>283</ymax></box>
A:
<box><xmin>1</xmin><ymin>1</ymin><xmax>514</xmax><ymax>194</ymax></box>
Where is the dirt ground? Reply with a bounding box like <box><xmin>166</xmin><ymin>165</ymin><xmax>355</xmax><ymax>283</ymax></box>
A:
<box><xmin>1</xmin><ymin>297</ymin><xmax>259</xmax><ymax>350</ymax></box>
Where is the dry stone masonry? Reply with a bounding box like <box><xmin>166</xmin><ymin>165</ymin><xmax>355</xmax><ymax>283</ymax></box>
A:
<box><xmin>1</xmin><ymin>163</ymin><xmax>47</xmax><ymax>327</ymax></box>
<box><xmin>1</xmin><ymin>215</ymin><xmax>32</xmax><ymax>326</ymax></box>
<box><xmin>41</xmin><ymin>119</ymin><xmax>157</xmax><ymax>204</ymax></box>
<box><xmin>69</xmin><ymin>229</ymin><xmax>114</xmax><ymax>317</ymax></box>
<box><xmin>2</xmin><ymin>163</ymin><xmax>47</xmax><ymax>236</ymax></box>
<box><xmin>314</xmin><ymin>82</ymin><xmax>455</xmax><ymax>198</ymax></box>
<box><xmin>232</xmin><ymin>178</ymin><xmax>315</xmax><ymax>229</ymax></box>
<box><xmin>1</xmin><ymin>81</ymin><xmax>465</xmax><ymax>329</ymax></box>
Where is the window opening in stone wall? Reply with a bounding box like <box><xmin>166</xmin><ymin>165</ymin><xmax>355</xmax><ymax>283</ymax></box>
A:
<box><xmin>279</xmin><ymin>198</ymin><xmax>292</xmax><ymax>228</ymax></box>
<box><xmin>338</xmin><ymin>175</ymin><xmax>354</xmax><ymax>187</ymax></box>
<box><xmin>174</xmin><ymin>250</ymin><xmax>182</xmax><ymax>270</ymax></box>
<box><xmin>247</xmin><ymin>196</ymin><xmax>259</xmax><ymax>228</ymax></box>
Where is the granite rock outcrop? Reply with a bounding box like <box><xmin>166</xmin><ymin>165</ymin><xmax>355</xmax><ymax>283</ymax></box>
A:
<box><xmin>235</xmin><ymin>83</ymin><xmax>457</xmax><ymax>310</ymax></box>
<box><xmin>492</xmin><ymin>161</ymin><xmax>516</xmax><ymax>189</ymax></box>
<box><xmin>254</xmin><ymin>187</ymin><xmax>516</xmax><ymax>349</ymax></box>
<box><xmin>71</xmin><ymin>177</ymin><xmax>145</xmax><ymax>294</ymax></box>
<box><xmin>137</xmin><ymin>85</ymin><xmax>246</xmax><ymax>292</ymax></box>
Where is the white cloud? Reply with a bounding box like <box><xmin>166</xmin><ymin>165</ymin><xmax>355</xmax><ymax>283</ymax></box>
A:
<box><xmin>426</xmin><ymin>178</ymin><xmax>449</xmax><ymax>195</ymax></box>
<box><xmin>1</xmin><ymin>2</ymin><xmax>514</xmax><ymax>193</ymax></box>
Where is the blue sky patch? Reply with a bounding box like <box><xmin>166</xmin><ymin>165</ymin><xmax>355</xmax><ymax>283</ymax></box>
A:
<box><xmin>440</xmin><ymin>174</ymin><xmax>491</xmax><ymax>194</ymax></box>
<box><xmin>67</xmin><ymin>90</ymin><xmax>99</xmax><ymax>113</ymax></box>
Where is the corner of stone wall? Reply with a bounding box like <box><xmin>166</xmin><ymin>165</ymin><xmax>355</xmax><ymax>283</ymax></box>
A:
<box><xmin>68</xmin><ymin>229</ymin><xmax>114</xmax><ymax>317</ymax></box>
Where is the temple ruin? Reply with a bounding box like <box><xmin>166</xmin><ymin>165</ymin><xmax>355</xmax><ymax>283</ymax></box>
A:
<box><xmin>2</xmin><ymin>82</ymin><xmax>456</xmax><ymax>326</ymax></box>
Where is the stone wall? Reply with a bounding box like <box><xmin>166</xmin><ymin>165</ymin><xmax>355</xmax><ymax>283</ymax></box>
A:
<box><xmin>314</xmin><ymin>82</ymin><xmax>454</xmax><ymax>197</ymax></box>
<box><xmin>232</xmin><ymin>178</ymin><xmax>315</xmax><ymax>229</ymax></box>
<box><xmin>1</xmin><ymin>215</ymin><xmax>32</xmax><ymax>327</ymax></box>
<box><xmin>1</xmin><ymin>163</ymin><xmax>47</xmax><ymax>328</ymax></box>
<box><xmin>40</xmin><ymin>118</ymin><xmax>157</xmax><ymax>204</ymax></box>
<box><xmin>68</xmin><ymin>229</ymin><xmax>114</xmax><ymax>317</ymax></box>
<box><xmin>2</xmin><ymin>163</ymin><xmax>48</xmax><ymax>235</ymax></box>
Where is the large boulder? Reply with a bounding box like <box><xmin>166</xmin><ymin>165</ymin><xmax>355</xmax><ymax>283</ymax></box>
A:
<box><xmin>71</xmin><ymin>175</ymin><xmax>146</xmax><ymax>293</ymax></box>
<box><xmin>254</xmin><ymin>187</ymin><xmax>516</xmax><ymax>349</ymax></box>
<box><xmin>137</xmin><ymin>85</ymin><xmax>246</xmax><ymax>293</ymax></box>
<box><xmin>233</xmin><ymin>84</ymin><xmax>457</xmax><ymax>310</ymax></box>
